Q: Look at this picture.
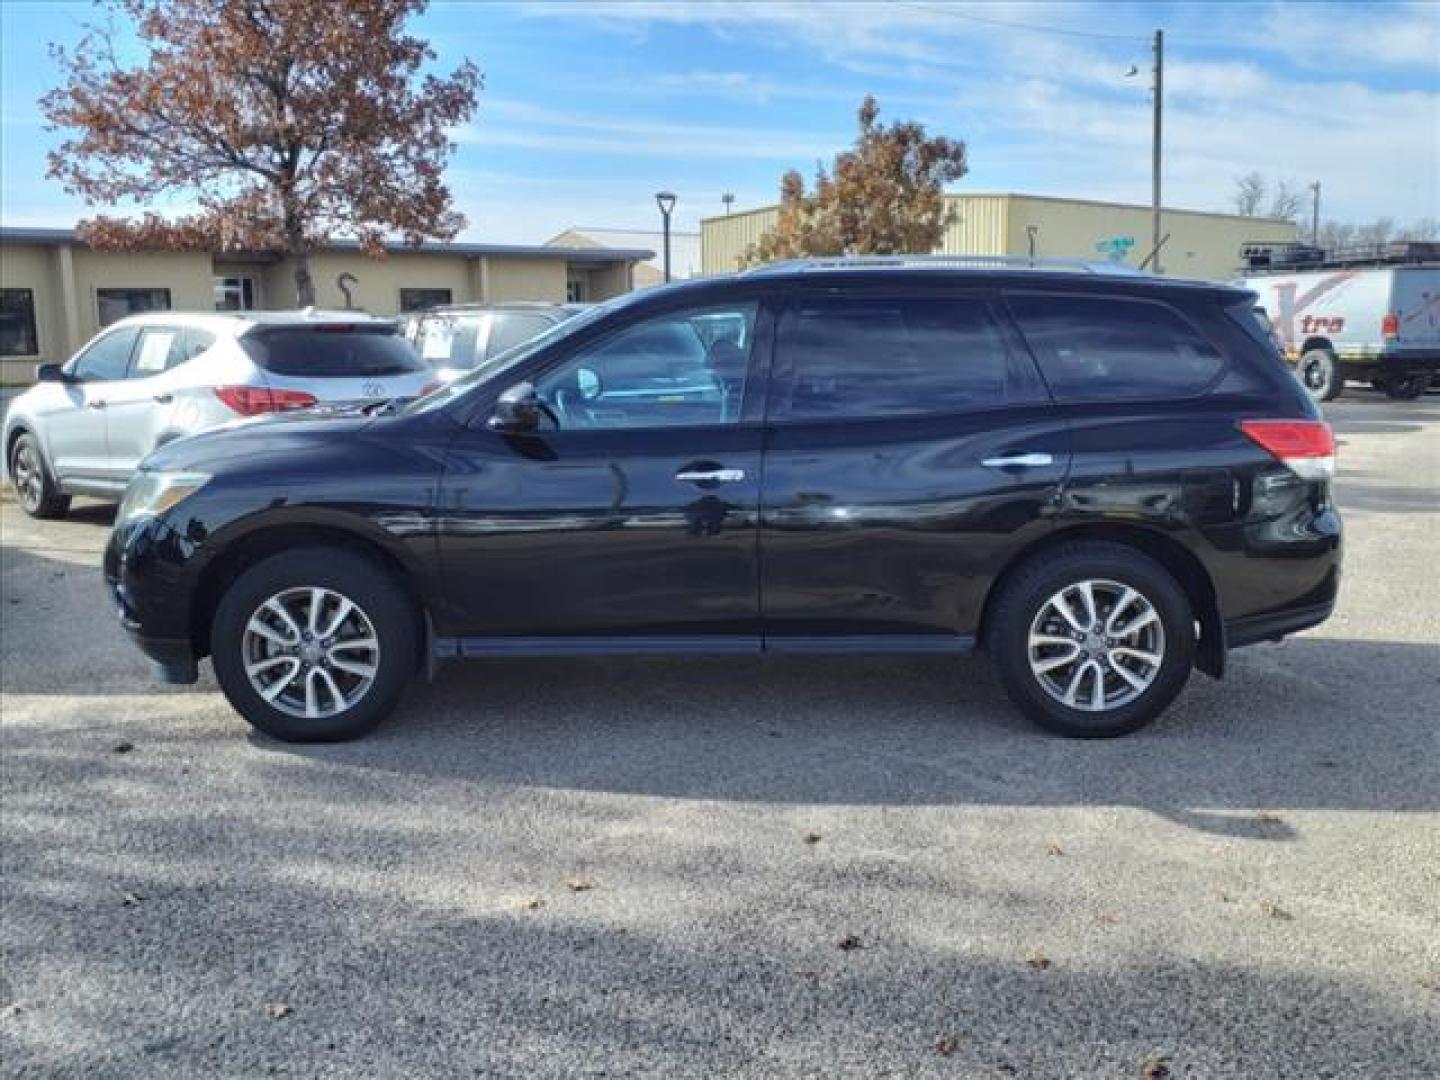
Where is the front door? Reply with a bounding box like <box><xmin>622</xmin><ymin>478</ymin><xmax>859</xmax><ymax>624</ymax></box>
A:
<box><xmin>46</xmin><ymin>325</ymin><xmax>140</xmax><ymax>484</ymax></box>
<box><xmin>435</xmin><ymin>298</ymin><xmax>769</xmax><ymax>650</ymax></box>
<box><xmin>759</xmin><ymin>290</ymin><xmax>1069</xmax><ymax>649</ymax></box>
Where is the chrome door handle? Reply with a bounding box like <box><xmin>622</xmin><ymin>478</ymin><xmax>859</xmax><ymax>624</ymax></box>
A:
<box><xmin>981</xmin><ymin>452</ymin><xmax>1053</xmax><ymax>469</ymax></box>
<box><xmin>675</xmin><ymin>468</ymin><xmax>746</xmax><ymax>484</ymax></box>
<box><xmin>153</xmin><ymin>393</ymin><xmax>174</xmax><ymax>404</ymax></box>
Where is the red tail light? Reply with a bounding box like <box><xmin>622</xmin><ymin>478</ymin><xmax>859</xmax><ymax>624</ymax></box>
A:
<box><xmin>1381</xmin><ymin>312</ymin><xmax>1399</xmax><ymax>338</ymax></box>
<box><xmin>214</xmin><ymin>386</ymin><xmax>318</xmax><ymax>416</ymax></box>
<box><xmin>417</xmin><ymin>381</ymin><xmax>440</xmax><ymax>397</ymax></box>
<box><xmin>1240</xmin><ymin>419</ymin><xmax>1335</xmax><ymax>480</ymax></box>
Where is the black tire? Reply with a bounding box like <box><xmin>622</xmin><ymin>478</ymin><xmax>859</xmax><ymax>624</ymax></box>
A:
<box><xmin>9</xmin><ymin>433</ymin><xmax>71</xmax><ymax>519</ymax></box>
<box><xmin>1297</xmin><ymin>349</ymin><xmax>1342</xmax><ymax>402</ymax></box>
<box><xmin>211</xmin><ymin>547</ymin><xmax>419</xmax><ymax>742</ymax></box>
<box><xmin>1381</xmin><ymin>374</ymin><xmax>1430</xmax><ymax>400</ymax></box>
<box><xmin>987</xmin><ymin>542</ymin><xmax>1196</xmax><ymax>738</ymax></box>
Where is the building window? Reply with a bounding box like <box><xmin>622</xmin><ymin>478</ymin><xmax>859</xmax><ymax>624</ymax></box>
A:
<box><xmin>399</xmin><ymin>288</ymin><xmax>452</xmax><ymax>312</ymax></box>
<box><xmin>97</xmin><ymin>288</ymin><xmax>171</xmax><ymax>327</ymax></box>
<box><xmin>0</xmin><ymin>288</ymin><xmax>39</xmax><ymax>357</ymax></box>
<box><xmin>214</xmin><ymin>276</ymin><xmax>257</xmax><ymax>311</ymax></box>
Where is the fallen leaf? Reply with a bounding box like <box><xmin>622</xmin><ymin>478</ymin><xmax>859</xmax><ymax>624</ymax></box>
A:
<box><xmin>518</xmin><ymin>898</ymin><xmax>544</xmax><ymax>911</ymax></box>
<box><xmin>121</xmin><ymin>891</ymin><xmax>143</xmax><ymax>907</ymax></box>
<box><xmin>268</xmin><ymin>1003</ymin><xmax>291</xmax><ymax>1020</ymax></box>
<box><xmin>1096</xmin><ymin>912</ymin><xmax>1119</xmax><ymax>927</ymax></box>
<box><xmin>1045</xmin><ymin>840</ymin><xmax>1065</xmax><ymax>857</ymax></box>
<box><xmin>1256</xmin><ymin>810</ymin><xmax>1284</xmax><ymax>825</ymax></box>
<box><xmin>837</xmin><ymin>935</ymin><xmax>862</xmax><ymax>951</ymax></box>
<box><xmin>802</xmin><ymin>832</ymin><xmax>822</xmax><ymax>845</ymax></box>
<box><xmin>1258</xmin><ymin>900</ymin><xmax>1293</xmax><ymax>921</ymax></box>
<box><xmin>1216</xmin><ymin>890</ymin><xmax>1235</xmax><ymax>904</ymax></box>
<box><xmin>1024</xmin><ymin>947</ymin><xmax>1051</xmax><ymax>971</ymax></box>
<box><xmin>1416</xmin><ymin>974</ymin><xmax>1437</xmax><ymax>993</ymax></box>
<box><xmin>794</xmin><ymin>968</ymin><xmax>820</xmax><ymax>981</ymax></box>
<box><xmin>1140</xmin><ymin>1052</ymin><xmax>1172</xmax><ymax>1079</ymax></box>
<box><xmin>563</xmin><ymin>875</ymin><xmax>596</xmax><ymax>892</ymax></box>
<box><xmin>113</xmin><ymin>741</ymin><xmax>135</xmax><ymax>754</ymax></box>
<box><xmin>934</xmin><ymin>1034</ymin><xmax>961</xmax><ymax>1055</ymax></box>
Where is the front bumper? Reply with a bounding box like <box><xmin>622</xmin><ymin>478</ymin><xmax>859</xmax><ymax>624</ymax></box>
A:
<box><xmin>104</xmin><ymin>516</ymin><xmax>202</xmax><ymax>684</ymax></box>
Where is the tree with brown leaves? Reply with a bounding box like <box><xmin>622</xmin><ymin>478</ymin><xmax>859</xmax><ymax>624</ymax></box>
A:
<box><xmin>744</xmin><ymin>96</ymin><xmax>967</xmax><ymax>267</ymax></box>
<box><xmin>41</xmin><ymin>0</ymin><xmax>480</xmax><ymax>306</ymax></box>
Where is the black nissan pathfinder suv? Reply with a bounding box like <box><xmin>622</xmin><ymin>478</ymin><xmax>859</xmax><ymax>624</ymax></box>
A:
<box><xmin>104</xmin><ymin>258</ymin><xmax>1341</xmax><ymax>742</ymax></box>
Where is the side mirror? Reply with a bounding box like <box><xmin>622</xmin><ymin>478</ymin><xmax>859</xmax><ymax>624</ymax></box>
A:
<box><xmin>35</xmin><ymin>363</ymin><xmax>66</xmax><ymax>383</ymax></box>
<box><xmin>487</xmin><ymin>381</ymin><xmax>542</xmax><ymax>434</ymax></box>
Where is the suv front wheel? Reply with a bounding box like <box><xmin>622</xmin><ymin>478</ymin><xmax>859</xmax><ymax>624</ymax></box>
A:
<box><xmin>988</xmin><ymin>542</ymin><xmax>1195</xmax><ymax>738</ymax></box>
<box><xmin>211</xmin><ymin>548</ymin><xmax>418</xmax><ymax>742</ymax></box>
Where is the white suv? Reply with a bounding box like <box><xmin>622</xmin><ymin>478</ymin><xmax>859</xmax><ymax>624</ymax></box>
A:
<box><xmin>4</xmin><ymin>310</ymin><xmax>434</xmax><ymax>519</ymax></box>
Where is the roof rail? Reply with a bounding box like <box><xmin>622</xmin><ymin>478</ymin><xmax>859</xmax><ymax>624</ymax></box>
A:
<box><xmin>741</xmin><ymin>254</ymin><xmax>1145</xmax><ymax>276</ymax></box>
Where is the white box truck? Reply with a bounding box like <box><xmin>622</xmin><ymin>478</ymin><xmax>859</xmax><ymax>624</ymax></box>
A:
<box><xmin>1237</xmin><ymin>242</ymin><xmax>1440</xmax><ymax>401</ymax></box>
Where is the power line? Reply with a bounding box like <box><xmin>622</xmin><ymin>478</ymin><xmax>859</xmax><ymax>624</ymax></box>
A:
<box><xmin>896</xmin><ymin>1</ymin><xmax>1149</xmax><ymax>45</ymax></box>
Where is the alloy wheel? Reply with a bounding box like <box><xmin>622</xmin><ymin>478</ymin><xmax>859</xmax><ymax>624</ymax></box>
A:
<box><xmin>241</xmin><ymin>587</ymin><xmax>380</xmax><ymax>720</ymax></box>
<box><xmin>1027</xmin><ymin>579</ymin><xmax>1166</xmax><ymax>712</ymax></box>
<box><xmin>11</xmin><ymin>443</ymin><xmax>43</xmax><ymax>512</ymax></box>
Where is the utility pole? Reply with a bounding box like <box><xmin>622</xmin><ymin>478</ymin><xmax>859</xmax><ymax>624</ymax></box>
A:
<box><xmin>722</xmin><ymin>192</ymin><xmax>735</xmax><ymax>216</ymax></box>
<box><xmin>1151</xmin><ymin>28</ymin><xmax>1164</xmax><ymax>275</ymax></box>
<box><xmin>1309</xmin><ymin>181</ymin><xmax>1321</xmax><ymax>245</ymax></box>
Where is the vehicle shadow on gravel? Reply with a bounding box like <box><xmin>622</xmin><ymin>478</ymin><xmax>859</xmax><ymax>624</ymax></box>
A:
<box><xmin>262</xmin><ymin>634</ymin><xmax>1440</xmax><ymax>833</ymax></box>
<box><xmin>4</xmin><ymin>540</ymin><xmax>1437</xmax><ymax>832</ymax></box>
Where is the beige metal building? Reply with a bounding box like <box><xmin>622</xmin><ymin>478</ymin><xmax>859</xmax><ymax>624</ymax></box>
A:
<box><xmin>702</xmin><ymin>193</ymin><xmax>1296</xmax><ymax>280</ymax></box>
<box><xmin>0</xmin><ymin>227</ymin><xmax>651</xmax><ymax>385</ymax></box>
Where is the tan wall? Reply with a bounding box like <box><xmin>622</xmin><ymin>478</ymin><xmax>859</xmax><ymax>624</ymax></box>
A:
<box><xmin>481</xmin><ymin>256</ymin><xmax>567</xmax><ymax>303</ymax></box>
<box><xmin>1003</xmin><ymin>196</ymin><xmax>1296</xmax><ymax>280</ymax></box>
<box><xmin>270</xmin><ymin>252</ymin><xmax>476</xmax><ymax>314</ymax></box>
<box><xmin>69</xmin><ymin>248</ymin><xmax>213</xmax><ymax>340</ymax></box>
<box><xmin>702</xmin><ymin>207</ymin><xmax>781</xmax><ymax>274</ymax></box>
<box><xmin>1</xmin><ymin>244</ymin><xmax>68</xmax><ymax>382</ymax></box>
<box><xmin>703</xmin><ymin>194</ymin><xmax>1298</xmax><ymax>281</ymax></box>
<box><xmin>588</xmin><ymin>262</ymin><xmax>634</xmax><ymax>300</ymax></box>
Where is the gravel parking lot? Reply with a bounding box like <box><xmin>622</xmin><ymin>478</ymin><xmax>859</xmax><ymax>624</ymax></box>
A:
<box><xmin>2</xmin><ymin>392</ymin><xmax>1437</xmax><ymax>1078</ymax></box>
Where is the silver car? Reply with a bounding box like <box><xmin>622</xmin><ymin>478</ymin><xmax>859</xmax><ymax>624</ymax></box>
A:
<box><xmin>4</xmin><ymin>310</ymin><xmax>434</xmax><ymax>519</ymax></box>
<box><xmin>404</xmin><ymin>302</ymin><xmax>585</xmax><ymax>383</ymax></box>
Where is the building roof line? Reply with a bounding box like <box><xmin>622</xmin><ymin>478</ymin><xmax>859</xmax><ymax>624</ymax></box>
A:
<box><xmin>699</xmin><ymin>193</ymin><xmax>1295</xmax><ymax>226</ymax></box>
<box><xmin>0</xmin><ymin>226</ymin><xmax>653</xmax><ymax>263</ymax></box>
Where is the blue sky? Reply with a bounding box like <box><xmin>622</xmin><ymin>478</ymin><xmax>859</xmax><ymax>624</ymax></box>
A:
<box><xmin>1</xmin><ymin>1</ymin><xmax>1436</xmax><ymax>243</ymax></box>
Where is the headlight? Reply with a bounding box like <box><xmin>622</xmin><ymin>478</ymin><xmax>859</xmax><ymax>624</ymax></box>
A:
<box><xmin>117</xmin><ymin>471</ymin><xmax>211</xmax><ymax>522</ymax></box>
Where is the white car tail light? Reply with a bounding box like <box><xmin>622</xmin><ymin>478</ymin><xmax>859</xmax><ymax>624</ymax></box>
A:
<box><xmin>1239</xmin><ymin>419</ymin><xmax>1336</xmax><ymax>481</ymax></box>
<box><xmin>215</xmin><ymin>386</ymin><xmax>318</xmax><ymax>416</ymax></box>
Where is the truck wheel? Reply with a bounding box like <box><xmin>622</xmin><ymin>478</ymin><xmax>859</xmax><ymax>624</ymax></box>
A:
<box><xmin>211</xmin><ymin>548</ymin><xmax>419</xmax><ymax>742</ymax></box>
<box><xmin>1381</xmin><ymin>374</ymin><xmax>1430</xmax><ymax>400</ymax></box>
<box><xmin>1298</xmin><ymin>350</ymin><xmax>1341</xmax><ymax>402</ymax></box>
<box><xmin>987</xmin><ymin>542</ymin><xmax>1195</xmax><ymax>738</ymax></box>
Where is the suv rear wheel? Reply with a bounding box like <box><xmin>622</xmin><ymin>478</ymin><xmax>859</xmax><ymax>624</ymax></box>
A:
<box><xmin>211</xmin><ymin>548</ymin><xmax>418</xmax><ymax>742</ymax></box>
<box><xmin>1378</xmin><ymin>373</ymin><xmax>1430</xmax><ymax>400</ymax></box>
<box><xmin>9</xmin><ymin>434</ymin><xmax>71</xmax><ymax>519</ymax></box>
<box><xmin>988</xmin><ymin>542</ymin><xmax>1195</xmax><ymax>738</ymax></box>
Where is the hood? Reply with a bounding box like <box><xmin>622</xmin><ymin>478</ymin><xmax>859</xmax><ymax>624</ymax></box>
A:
<box><xmin>141</xmin><ymin>407</ymin><xmax>385</xmax><ymax>475</ymax></box>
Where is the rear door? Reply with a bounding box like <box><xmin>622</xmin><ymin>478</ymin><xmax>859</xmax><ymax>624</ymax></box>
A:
<box><xmin>241</xmin><ymin>323</ymin><xmax>434</xmax><ymax>402</ymax></box>
<box><xmin>759</xmin><ymin>288</ymin><xmax>1068</xmax><ymax>649</ymax></box>
<box><xmin>102</xmin><ymin>324</ymin><xmax>199</xmax><ymax>473</ymax></box>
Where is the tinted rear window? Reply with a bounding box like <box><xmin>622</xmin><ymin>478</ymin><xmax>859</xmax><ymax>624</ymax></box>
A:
<box><xmin>241</xmin><ymin>325</ymin><xmax>425</xmax><ymax>377</ymax></box>
<box><xmin>777</xmin><ymin>296</ymin><xmax>1010</xmax><ymax>421</ymax></box>
<box><xmin>1008</xmin><ymin>294</ymin><xmax>1225</xmax><ymax>401</ymax></box>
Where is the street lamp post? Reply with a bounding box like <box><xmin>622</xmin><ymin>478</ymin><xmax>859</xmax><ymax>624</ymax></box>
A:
<box><xmin>1309</xmin><ymin>181</ymin><xmax>1322</xmax><ymax>246</ymax></box>
<box><xmin>1150</xmin><ymin>28</ymin><xmax>1163</xmax><ymax>275</ymax></box>
<box><xmin>655</xmin><ymin>191</ymin><xmax>677</xmax><ymax>282</ymax></box>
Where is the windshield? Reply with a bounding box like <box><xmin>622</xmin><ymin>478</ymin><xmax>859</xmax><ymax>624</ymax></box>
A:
<box><xmin>402</xmin><ymin>294</ymin><xmax>634</xmax><ymax>415</ymax></box>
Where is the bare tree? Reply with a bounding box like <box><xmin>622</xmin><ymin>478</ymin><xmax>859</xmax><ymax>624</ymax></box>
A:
<box><xmin>1232</xmin><ymin>172</ymin><xmax>1266</xmax><ymax>217</ymax></box>
<box><xmin>1267</xmin><ymin>180</ymin><xmax>1304</xmax><ymax>223</ymax></box>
